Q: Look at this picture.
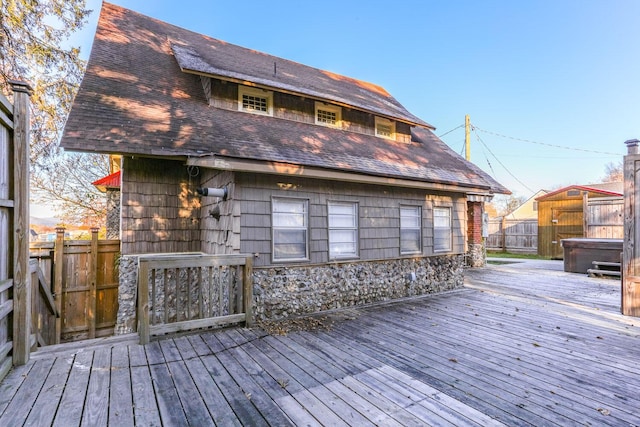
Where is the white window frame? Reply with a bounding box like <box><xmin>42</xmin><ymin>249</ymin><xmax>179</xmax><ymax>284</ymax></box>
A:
<box><xmin>400</xmin><ymin>206</ymin><xmax>422</xmax><ymax>255</ymax></box>
<box><xmin>328</xmin><ymin>202</ymin><xmax>358</xmax><ymax>259</ymax></box>
<box><xmin>433</xmin><ymin>206</ymin><xmax>452</xmax><ymax>252</ymax></box>
<box><xmin>375</xmin><ymin>116</ymin><xmax>396</xmax><ymax>140</ymax></box>
<box><xmin>238</xmin><ymin>86</ymin><xmax>273</xmax><ymax>116</ymax></box>
<box><xmin>315</xmin><ymin>102</ymin><xmax>342</xmax><ymax>128</ymax></box>
<box><xmin>272</xmin><ymin>197</ymin><xmax>309</xmax><ymax>262</ymax></box>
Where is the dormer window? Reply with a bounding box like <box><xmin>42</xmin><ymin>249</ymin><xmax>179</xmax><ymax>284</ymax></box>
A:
<box><xmin>315</xmin><ymin>102</ymin><xmax>341</xmax><ymax>128</ymax></box>
<box><xmin>238</xmin><ymin>86</ymin><xmax>273</xmax><ymax>116</ymax></box>
<box><xmin>375</xmin><ymin>116</ymin><xmax>396</xmax><ymax>140</ymax></box>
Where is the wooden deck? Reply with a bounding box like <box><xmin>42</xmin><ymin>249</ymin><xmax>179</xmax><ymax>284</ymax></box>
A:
<box><xmin>1</xmin><ymin>259</ymin><xmax>639</xmax><ymax>426</ymax></box>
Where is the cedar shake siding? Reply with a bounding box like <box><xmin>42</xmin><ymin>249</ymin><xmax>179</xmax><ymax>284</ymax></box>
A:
<box><xmin>121</xmin><ymin>157</ymin><xmax>201</xmax><ymax>254</ymax></box>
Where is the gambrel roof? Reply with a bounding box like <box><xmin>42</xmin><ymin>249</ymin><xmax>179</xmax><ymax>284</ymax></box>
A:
<box><xmin>61</xmin><ymin>2</ymin><xmax>509</xmax><ymax>195</ymax></box>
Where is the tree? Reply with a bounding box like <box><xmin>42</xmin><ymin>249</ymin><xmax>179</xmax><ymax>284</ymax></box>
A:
<box><xmin>602</xmin><ymin>161</ymin><xmax>623</xmax><ymax>183</ymax></box>
<box><xmin>31</xmin><ymin>152</ymin><xmax>108</xmax><ymax>227</ymax></box>
<box><xmin>487</xmin><ymin>194</ymin><xmax>527</xmax><ymax>218</ymax></box>
<box><xmin>0</xmin><ymin>0</ymin><xmax>107</xmax><ymax>223</ymax></box>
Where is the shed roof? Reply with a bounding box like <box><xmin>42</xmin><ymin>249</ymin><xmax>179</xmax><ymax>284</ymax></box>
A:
<box><xmin>92</xmin><ymin>170</ymin><xmax>121</xmax><ymax>192</ymax></box>
<box><xmin>536</xmin><ymin>183</ymin><xmax>623</xmax><ymax>201</ymax></box>
<box><xmin>60</xmin><ymin>2</ymin><xmax>509</xmax><ymax>195</ymax></box>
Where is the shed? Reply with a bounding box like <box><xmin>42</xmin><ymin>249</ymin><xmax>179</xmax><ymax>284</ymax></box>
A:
<box><xmin>536</xmin><ymin>183</ymin><xmax>623</xmax><ymax>259</ymax></box>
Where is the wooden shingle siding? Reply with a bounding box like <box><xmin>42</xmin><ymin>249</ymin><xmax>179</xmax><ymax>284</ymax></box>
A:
<box><xmin>200</xmin><ymin>169</ymin><xmax>238</xmax><ymax>254</ymax></box>
<box><xmin>234</xmin><ymin>173</ymin><xmax>466</xmax><ymax>267</ymax></box>
<box><xmin>209</xmin><ymin>78</ymin><xmax>237</xmax><ymax>109</ymax></box>
<box><xmin>121</xmin><ymin>157</ymin><xmax>201</xmax><ymax>254</ymax></box>
<box><xmin>274</xmin><ymin>92</ymin><xmax>314</xmax><ymax>123</ymax></box>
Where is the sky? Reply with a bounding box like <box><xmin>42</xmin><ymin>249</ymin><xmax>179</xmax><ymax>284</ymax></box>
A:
<box><xmin>68</xmin><ymin>0</ymin><xmax>639</xmax><ymax>202</ymax></box>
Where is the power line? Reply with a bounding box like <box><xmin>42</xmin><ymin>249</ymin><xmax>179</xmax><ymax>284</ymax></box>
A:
<box><xmin>438</xmin><ymin>124</ymin><xmax>464</xmax><ymax>138</ymax></box>
<box><xmin>472</xmin><ymin>126</ymin><xmax>620</xmax><ymax>156</ymax></box>
<box><xmin>473</xmin><ymin>128</ymin><xmax>535</xmax><ymax>193</ymax></box>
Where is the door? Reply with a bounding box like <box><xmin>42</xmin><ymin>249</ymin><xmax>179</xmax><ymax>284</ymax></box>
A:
<box><xmin>551</xmin><ymin>208</ymin><xmax>583</xmax><ymax>259</ymax></box>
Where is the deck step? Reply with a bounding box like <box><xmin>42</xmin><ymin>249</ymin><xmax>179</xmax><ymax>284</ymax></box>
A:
<box><xmin>591</xmin><ymin>261</ymin><xmax>621</xmax><ymax>268</ymax></box>
<box><xmin>587</xmin><ymin>268</ymin><xmax>621</xmax><ymax>278</ymax></box>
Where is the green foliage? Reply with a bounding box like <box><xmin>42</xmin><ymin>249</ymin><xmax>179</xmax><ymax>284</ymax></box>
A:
<box><xmin>1</xmin><ymin>0</ymin><xmax>91</xmax><ymax>164</ymax></box>
<box><xmin>0</xmin><ymin>0</ymin><xmax>106</xmax><ymax>224</ymax></box>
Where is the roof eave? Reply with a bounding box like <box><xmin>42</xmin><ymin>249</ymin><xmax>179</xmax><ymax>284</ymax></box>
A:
<box><xmin>187</xmin><ymin>155</ymin><xmax>494</xmax><ymax>195</ymax></box>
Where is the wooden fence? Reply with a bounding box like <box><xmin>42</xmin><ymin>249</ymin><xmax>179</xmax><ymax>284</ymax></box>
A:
<box><xmin>584</xmin><ymin>196</ymin><xmax>623</xmax><ymax>238</ymax></box>
<box><xmin>487</xmin><ymin>219</ymin><xmax>538</xmax><ymax>254</ymax></box>
<box><xmin>29</xmin><ymin>259</ymin><xmax>58</xmax><ymax>347</ymax></box>
<box><xmin>0</xmin><ymin>81</ymin><xmax>31</xmax><ymax>380</ymax></box>
<box><xmin>30</xmin><ymin>228</ymin><xmax>120</xmax><ymax>343</ymax></box>
<box><xmin>138</xmin><ymin>253</ymin><xmax>253</xmax><ymax>344</ymax></box>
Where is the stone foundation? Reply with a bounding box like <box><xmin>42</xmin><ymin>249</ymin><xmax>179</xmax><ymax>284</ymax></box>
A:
<box><xmin>114</xmin><ymin>254</ymin><xmax>464</xmax><ymax>333</ymax></box>
<box><xmin>253</xmin><ymin>255</ymin><xmax>464</xmax><ymax>321</ymax></box>
<box><xmin>466</xmin><ymin>242</ymin><xmax>486</xmax><ymax>267</ymax></box>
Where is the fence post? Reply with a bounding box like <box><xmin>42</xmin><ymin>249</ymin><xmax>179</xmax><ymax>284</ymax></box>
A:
<box><xmin>138</xmin><ymin>259</ymin><xmax>150</xmax><ymax>345</ymax></box>
<box><xmin>11</xmin><ymin>81</ymin><xmax>32</xmax><ymax>365</ymax></box>
<box><xmin>243</xmin><ymin>256</ymin><xmax>253</xmax><ymax>327</ymax></box>
<box><xmin>623</xmin><ymin>139</ymin><xmax>640</xmax><ymax>316</ymax></box>
<box><xmin>54</xmin><ymin>227</ymin><xmax>65</xmax><ymax>343</ymax></box>
<box><xmin>88</xmin><ymin>228</ymin><xmax>99</xmax><ymax>338</ymax></box>
<box><xmin>500</xmin><ymin>217</ymin><xmax>506</xmax><ymax>252</ymax></box>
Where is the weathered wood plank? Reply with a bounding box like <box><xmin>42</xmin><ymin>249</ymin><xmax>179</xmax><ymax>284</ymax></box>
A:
<box><xmin>0</xmin><ymin>359</ymin><xmax>50</xmax><ymax>423</ymax></box>
<box><xmin>199</xmin><ymin>354</ymin><xmax>268</xmax><ymax>425</ymax></box>
<box><xmin>144</xmin><ymin>340</ymin><xmax>165</xmax><ymax>365</ymax></box>
<box><xmin>23</xmin><ymin>356</ymin><xmax>73</xmax><ymax>427</ymax></box>
<box><xmin>215</xmin><ymin>349</ymin><xmax>295</xmax><ymax>426</ymax></box>
<box><xmin>51</xmin><ymin>351</ymin><xmax>93</xmax><ymax>427</ymax></box>
<box><xmin>149</xmin><ymin>362</ymin><xmax>189</xmax><ymax>425</ymax></box>
<box><xmin>130</xmin><ymin>365</ymin><xmax>162</xmax><ymax>426</ymax></box>
<box><xmin>183</xmin><ymin>356</ymin><xmax>242</xmax><ymax>426</ymax></box>
<box><xmin>81</xmin><ymin>347</ymin><xmax>111</xmax><ymax>427</ymax></box>
<box><xmin>166</xmin><ymin>360</ymin><xmax>214</xmax><ymax>425</ymax></box>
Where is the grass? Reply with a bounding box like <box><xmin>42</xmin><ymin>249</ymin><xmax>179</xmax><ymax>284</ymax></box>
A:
<box><xmin>486</xmin><ymin>251</ymin><xmax>548</xmax><ymax>260</ymax></box>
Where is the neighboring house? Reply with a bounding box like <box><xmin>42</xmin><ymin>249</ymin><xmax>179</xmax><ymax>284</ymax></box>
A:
<box><xmin>504</xmin><ymin>190</ymin><xmax>548</xmax><ymax>220</ymax></box>
<box><xmin>486</xmin><ymin>190</ymin><xmax>548</xmax><ymax>253</ymax></box>
<box><xmin>536</xmin><ymin>183</ymin><xmax>623</xmax><ymax>259</ymax></box>
<box><xmin>61</xmin><ymin>3</ymin><xmax>509</xmax><ymax>325</ymax></box>
<box><xmin>92</xmin><ymin>155</ymin><xmax>121</xmax><ymax>240</ymax></box>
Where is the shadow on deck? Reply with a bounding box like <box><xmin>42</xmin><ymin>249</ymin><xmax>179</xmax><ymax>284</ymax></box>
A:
<box><xmin>1</xmin><ymin>259</ymin><xmax>639</xmax><ymax>426</ymax></box>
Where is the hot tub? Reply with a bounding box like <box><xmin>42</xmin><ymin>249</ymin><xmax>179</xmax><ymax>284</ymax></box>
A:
<box><xmin>561</xmin><ymin>238</ymin><xmax>623</xmax><ymax>274</ymax></box>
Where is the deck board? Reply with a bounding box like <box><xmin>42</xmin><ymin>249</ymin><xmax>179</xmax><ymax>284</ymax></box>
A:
<box><xmin>1</xmin><ymin>259</ymin><xmax>640</xmax><ymax>426</ymax></box>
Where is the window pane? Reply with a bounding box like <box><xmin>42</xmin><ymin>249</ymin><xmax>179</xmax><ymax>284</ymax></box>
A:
<box><xmin>400</xmin><ymin>229</ymin><xmax>421</xmax><ymax>253</ymax></box>
<box><xmin>433</xmin><ymin>207</ymin><xmax>451</xmax><ymax>252</ymax></box>
<box><xmin>273</xmin><ymin>212</ymin><xmax>305</xmax><ymax>227</ymax></box>
<box><xmin>328</xmin><ymin>202</ymin><xmax>357</xmax><ymax>258</ymax></box>
<box><xmin>400</xmin><ymin>206</ymin><xmax>421</xmax><ymax>254</ymax></box>
<box><xmin>273</xmin><ymin>229</ymin><xmax>307</xmax><ymax>259</ymax></box>
<box><xmin>329</xmin><ymin>230</ymin><xmax>357</xmax><ymax>256</ymax></box>
<box><xmin>272</xmin><ymin>198</ymin><xmax>308</xmax><ymax>260</ymax></box>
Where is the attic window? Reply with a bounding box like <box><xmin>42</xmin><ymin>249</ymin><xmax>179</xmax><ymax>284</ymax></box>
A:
<box><xmin>238</xmin><ymin>86</ymin><xmax>273</xmax><ymax>116</ymax></box>
<box><xmin>375</xmin><ymin>116</ymin><xmax>396</xmax><ymax>140</ymax></box>
<box><xmin>315</xmin><ymin>102</ymin><xmax>341</xmax><ymax>128</ymax></box>
<box><xmin>567</xmin><ymin>190</ymin><xmax>580</xmax><ymax>196</ymax></box>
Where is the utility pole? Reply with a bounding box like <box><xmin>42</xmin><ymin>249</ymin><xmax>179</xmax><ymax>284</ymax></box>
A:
<box><xmin>465</xmin><ymin>114</ymin><xmax>471</xmax><ymax>161</ymax></box>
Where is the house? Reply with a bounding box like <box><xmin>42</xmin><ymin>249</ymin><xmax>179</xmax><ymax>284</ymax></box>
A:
<box><xmin>486</xmin><ymin>190</ymin><xmax>548</xmax><ymax>253</ymax></box>
<box><xmin>60</xmin><ymin>3</ymin><xmax>509</xmax><ymax>327</ymax></box>
<box><xmin>536</xmin><ymin>183</ymin><xmax>623</xmax><ymax>259</ymax></box>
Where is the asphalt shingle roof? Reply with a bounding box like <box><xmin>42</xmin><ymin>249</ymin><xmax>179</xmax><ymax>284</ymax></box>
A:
<box><xmin>61</xmin><ymin>2</ymin><xmax>510</xmax><ymax>195</ymax></box>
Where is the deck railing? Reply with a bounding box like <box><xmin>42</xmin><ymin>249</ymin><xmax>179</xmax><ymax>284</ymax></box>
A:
<box><xmin>137</xmin><ymin>253</ymin><xmax>253</xmax><ymax>344</ymax></box>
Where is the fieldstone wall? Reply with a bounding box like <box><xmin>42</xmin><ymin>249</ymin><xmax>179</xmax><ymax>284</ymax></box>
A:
<box><xmin>114</xmin><ymin>253</ymin><xmax>464</xmax><ymax>334</ymax></box>
<box><xmin>115</xmin><ymin>255</ymin><xmax>138</xmax><ymax>334</ymax></box>
<box><xmin>253</xmin><ymin>255</ymin><xmax>464</xmax><ymax>321</ymax></box>
<box><xmin>467</xmin><ymin>242</ymin><xmax>486</xmax><ymax>267</ymax></box>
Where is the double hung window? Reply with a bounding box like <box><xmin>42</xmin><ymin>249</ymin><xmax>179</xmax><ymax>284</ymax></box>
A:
<box><xmin>433</xmin><ymin>207</ymin><xmax>452</xmax><ymax>252</ymax></box>
<box><xmin>272</xmin><ymin>198</ymin><xmax>308</xmax><ymax>261</ymax></box>
<box><xmin>328</xmin><ymin>202</ymin><xmax>358</xmax><ymax>259</ymax></box>
<box><xmin>400</xmin><ymin>206</ymin><xmax>422</xmax><ymax>254</ymax></box>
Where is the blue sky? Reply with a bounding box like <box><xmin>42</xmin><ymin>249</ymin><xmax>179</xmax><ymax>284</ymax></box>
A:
<box><xmin>74</xmin><ymin>0</ymin><xmax>638</xmax><ymax>199</ymax></box>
